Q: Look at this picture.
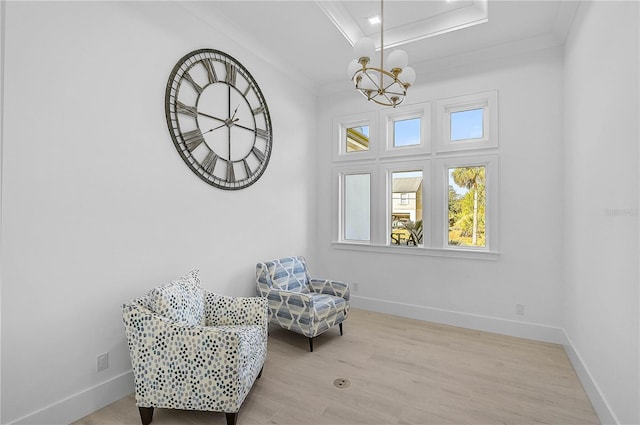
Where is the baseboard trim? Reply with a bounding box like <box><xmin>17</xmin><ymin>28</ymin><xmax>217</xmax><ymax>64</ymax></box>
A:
<box><xmin>561</xmin><ymin>332</ymin><xmax>618</xmax><ymax>425</ymax></box>
<box><xmin>351</xmin><ymin>295</ymin><xmax>617</xmax><ymax>424</ymax></box>
<box><xmin>351</xmin><ymin>295</ymin><xmax>564</xmax><ymax>343</ymax></box>
<box><xmin>8</xmin><ymin>371</ymin><xmax>134</xmax><ymax>425</ymax></box>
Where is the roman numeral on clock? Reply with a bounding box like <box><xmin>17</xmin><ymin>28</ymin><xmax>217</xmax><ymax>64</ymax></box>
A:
<box><xmin>252</xmin><ymin>146</ymin><xmax>265</xmax><ymax>163</ymax></box>
<box><xmin>201</xmin><ymin>151</ymin><xmax>218</xmax><ymax>174</ymax></box>
<box><xmin>176</xmin><ymin>101</ymin><xmax>197</xmax><ymax>118</ymax></box>
<box><xmin>225</xmin><ymin>63</ymin><xmax>237</xmax><ymax>86</ymax></box>
<box><xmin>182</xmin><ymin>129</ymin><xmax>205</xmax><ymax>152</ymax></box>
<box><xmin>226</xmin><ymin>161</ymin><xmax>236</xmax><ymax>183</ymax></box>
<box><xmin>255</xmin><ymin>128</ymin><xmax>270</xmax><ymax>140</ymax></box>
<box><xmin>182</xmin><ymin>71</ymin><xmax>203</xmax><ymax>94</ymax></box>
<box><xmin>242</xmin><ymin>159</ymin><xmax>252</xmax><ymax>177</ymax></box>
<box><xmin>202</xmin><ymin>59</ymin><xmax>218</xmax><ymax>84</ymax></box>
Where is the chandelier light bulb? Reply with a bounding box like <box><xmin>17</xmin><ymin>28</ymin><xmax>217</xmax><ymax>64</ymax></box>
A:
<box><xmin>347</xmin><ymin>59</ymin><xmax>361</xmax><ymax>79</ymax></box>
<box><xmin>401</xmin><ymin>66</ymin><xmax>416</xmax><ymax>86</ymax></box>
<box><xmin>387</xmin><ymin>49</ymin><xmax>408</xmax><ymax>70</ymax></box>
<box><xmin>353</xmin><ymin>37</ymin><xmax>376</xmax><ymax>62</ymax></box>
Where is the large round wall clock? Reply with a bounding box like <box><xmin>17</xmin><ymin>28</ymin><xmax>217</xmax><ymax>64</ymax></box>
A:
<box><xmin>165</xmin><ymin>49</ymin><xmax>272</xmax><ymax>190</ymax></box>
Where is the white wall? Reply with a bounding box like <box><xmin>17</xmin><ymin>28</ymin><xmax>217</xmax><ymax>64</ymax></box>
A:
<box><xmin>0</xmin><ymin>2</ymin><xmax>317</xmax><ymax>423</ymax></box>
<box><xmin>316</xmin><ymin>47</ymin><xmax>566</xmax><ymax>339</ymax></box>
<box><xmin>563</xmin><ymin>2</ymin><xmax>639</xmax><ymax>424</ymax></box>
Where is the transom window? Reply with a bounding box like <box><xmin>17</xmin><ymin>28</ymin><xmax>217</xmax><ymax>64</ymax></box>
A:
<box><xmin>346</xmin><ymin>126</ymin><xmax>369</xmax><ymax>152</ymax></box>
<box><xmin>450</xmin><ymin>109</ymin><xmax>483</xmax><ymax>141</ymax></box>
<box><xmin>394</xmin><ymin>118</ymin><xmax>421</xmax><ymax>147</ymax></box>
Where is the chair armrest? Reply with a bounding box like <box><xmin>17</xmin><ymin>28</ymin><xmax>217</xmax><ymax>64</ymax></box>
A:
<box><xmin>309</xmin><ymin>278</ymin><xmax>350</xmax><ymax>301</ymax></box>
<box><xmin>263</xmin><ymin>288</ymin><xmax>314</xmax><ymax>313</ymax></box>
<box><xmin>204</xmin><ymin>291</ymin><xmax>269</xmax><ymax>327</ymax></box>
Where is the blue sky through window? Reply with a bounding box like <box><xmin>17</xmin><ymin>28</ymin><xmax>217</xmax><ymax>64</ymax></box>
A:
<box><xmin>394</xmin><ymin>118</ymin><xmax>420</xmax><ymax>147</ymax></box>
<box><xmin>353</xmin><ymin>126</ymin><xmax>369</xmax><ymax>136</ymax></box>
<box><xmin>451</xmin><ymin>109</ymin><xmax>483</xmax><ymax>141</ymax></box>
<box><xmin>449</xmin><ymin>169</ymin><xmax>468</xmax><ymax>195</ymax></box>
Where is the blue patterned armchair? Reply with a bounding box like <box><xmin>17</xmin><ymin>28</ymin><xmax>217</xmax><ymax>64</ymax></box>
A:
<box><xmin>122</xmin><ymin>270</ymin><xmax>268</xmax><ymax>425</ymax></box>
<box><xmin>255</xmin><ymin>256</ymin><xmax>350</xmax><ymax>352</ymax></box>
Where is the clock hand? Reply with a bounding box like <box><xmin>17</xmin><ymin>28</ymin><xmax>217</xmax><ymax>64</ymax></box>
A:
<box><xmin>230</xmin><ymin>104</ymin><xmax>240</xmax><ymax>121</ymax></box>
<box><xmin>197</xmin><ymin>111</ymin><xmax>240</xmax><ymax>127</ymax></box>
<box><xmin>202</xmin><ymin>123</ymin><xmax>227</xmax><ymax>135</ymax></box>
<box><xmin>233</xmin><ymin>122</ymin><xmax>258</xmax><ymax>133</ymax></box>
<box><xmin>232</xmin><ymin>122</ymin><xmax>269</xmax><ymax>140</ymax></box>
<box><xmin>197</xmin><ymin>111</ymin><xmax>226</xmax><ymax>123</ymax></box>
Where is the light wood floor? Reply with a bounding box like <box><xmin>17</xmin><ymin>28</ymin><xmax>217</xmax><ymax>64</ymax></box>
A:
<box><xmin>73</xmin><ymin>308</ymin><xmax>599</xmax><ymax>425</ymax></box>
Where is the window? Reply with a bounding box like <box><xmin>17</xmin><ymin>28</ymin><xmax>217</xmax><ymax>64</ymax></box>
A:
<box><xmin>380</xmin><ymin>102</ymin><xmax>431</xmax><ymax>157</ymax></box>
<box><xmin>391</xmin><ymin>171</ymin><xmax>423</xmax><ymax>246</ymax></box>
<box><xmin>346</xmin><ymin>125</ymin><xmax>369</xmax><ymax>152</ymax></box>
<box><xmin>333</xmin><ymin>90</ymin><xmax>499</xmax><ymax>258</ymax></box>
<box><xmin>450</xmin><ymin>109</ymin><xmax>483</xmax><ymax>141</ymax></box>
<box><xmin>448</xmin><ymin>166</ymin><xmax>486</xmax><ymax>247</ymax></box>
<box><xmin>394</xmin><ymin>118</ymin><xmax>421</xmax><ymax>147</ymax></box>
<box><xmin>436</xmin><ymin>91</ymin><xmax>497</xmax><ymax>152</ymax></box>
<box><xmin>343</xmin><ymin>173</ymin><xmax>370</xmax><ymax>241</ymax></box>
<box><xmin>334</xmin><ymin>112</ymin><xmax>378</xmax><ymax>161</ymax></box>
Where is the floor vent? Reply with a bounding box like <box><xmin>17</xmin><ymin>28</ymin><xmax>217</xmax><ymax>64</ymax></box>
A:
<box><xmin>333</xmin><ymin>378</ymin><xmax>351</xmax><ymax>389</ymax></box>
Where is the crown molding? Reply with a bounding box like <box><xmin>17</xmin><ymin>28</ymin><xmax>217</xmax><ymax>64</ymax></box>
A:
<box><xmin>317</xmin><ymin>0</ymin><xmax>488</xmax><ymax>50</ymax></box>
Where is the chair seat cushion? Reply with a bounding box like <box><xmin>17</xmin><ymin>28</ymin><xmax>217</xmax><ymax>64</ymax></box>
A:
<box><xmin>310</xmin><ymin>293</ymin><xmax>346</xmax><ymax>315</ymax></box>
<box><xmin>308</xmin><ymin>293</ymin><xmax>347</xmax><ymax>335</ymax></box>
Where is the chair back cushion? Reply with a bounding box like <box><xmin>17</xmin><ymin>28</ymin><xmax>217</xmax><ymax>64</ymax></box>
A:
<box><xmin>147</xmin><ymin>269</ymin><xmax>205</xmax><ymax>326</ymax></box>
<box><xmin>264</xmin><ymin>257</ymin><xmax>311</xmax><ymax>293</ymax></box>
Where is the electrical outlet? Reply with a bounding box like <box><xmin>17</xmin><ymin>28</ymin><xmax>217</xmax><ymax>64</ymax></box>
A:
<box><xmin>352</xmin><ymin>282</ymin><xmax>359</xmax><ymax>292</ymax></box>
<box><xmin>97</xmin><ymin>353</ymin><xmax>109</xmax><ymax>372</ymax></box>
<box><xmin>515</xmin><ymin>304</ymin><xmax>525</xmax><ymax>316</ymax></box>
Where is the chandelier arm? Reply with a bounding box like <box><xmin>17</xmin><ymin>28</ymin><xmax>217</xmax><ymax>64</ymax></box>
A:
<box><xmin>381</xmin><ymin>79</ymin><xmax>405</xmax><ymax>93</ymax></box>
<box><xmin>370</xmin><ymin>97</ymin><xmax>405</xmax><ymax>107</ymax></box>
<box><xmin>366</xmin><ymin>67</ymin><xmax>407</xmax><ymax>93</ymax></box>
<box><xmin>363</xmin><ymin>70</ymin><xmax>381</xmax><ymax>88</ymax></box>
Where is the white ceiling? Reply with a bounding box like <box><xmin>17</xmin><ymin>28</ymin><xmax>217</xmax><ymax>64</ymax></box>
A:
<box><xmin>179</xmin><ymin>0</ymin><xmax>579</xmax><ymax>93</ymax></box>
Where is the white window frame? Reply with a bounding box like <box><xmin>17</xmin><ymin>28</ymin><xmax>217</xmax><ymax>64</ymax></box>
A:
<box><xmin>379</xmin><ymin>101</ymin><xmax>431</xmax><ymax>158</ymax></box>
<box><xmin>436</xmin><ymin>90</ymin><xmax>498</xmax><ymax>152</ymax></box>
<box><xmin>333</xmin><ymin>112</ymin><xmax>378</xmax><ymax>162</ymax></box>
<box><xmin>382</xmin><ymin>159</ymin><xmax>431</xmax><ymax>248</ymax></box>
<box><xmin>333</xmin><ymin>164</ymin><xmax>380</xmax><ymax>244</ymax></box>
<box><xmin>434</xmin><ymin>154</ymin><xmax>499</xmax><ymax>252</ymax></box>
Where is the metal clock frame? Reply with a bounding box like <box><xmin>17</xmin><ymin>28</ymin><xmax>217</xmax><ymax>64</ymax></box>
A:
<box><xmin>165</xmin><ymin>49</ymin><xmax>273</xmax><ymax>190</ymax></box>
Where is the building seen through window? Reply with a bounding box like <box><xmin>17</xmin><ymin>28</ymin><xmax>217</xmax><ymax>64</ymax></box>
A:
<box><xmin>391</xmin><ymin>171</ymin><xmax>423</xmax><ymax>246</ymax></box>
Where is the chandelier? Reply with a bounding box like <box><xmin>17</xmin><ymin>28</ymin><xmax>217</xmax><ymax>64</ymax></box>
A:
<box><xmin>347</xmin><ymin>0</ymin><xmax>416</xmax><ymax>107</ymax></box>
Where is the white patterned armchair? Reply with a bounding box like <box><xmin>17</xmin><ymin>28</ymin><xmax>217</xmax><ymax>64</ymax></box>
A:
<box><xmin>122</xmin><ymin>270</ymin><xmax>268</xmax><ymax>425</ymax></box>
<box><xmin>256</xmin><ymin>256</ymin><xmax>350</xmax><ymax>352</ymax></box>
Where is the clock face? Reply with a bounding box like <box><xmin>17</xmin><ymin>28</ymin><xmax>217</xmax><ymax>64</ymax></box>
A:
<box><xmin>165</xmin><ymin>49</ymin><xmax>272</xmax><ymax>190</ymax></box>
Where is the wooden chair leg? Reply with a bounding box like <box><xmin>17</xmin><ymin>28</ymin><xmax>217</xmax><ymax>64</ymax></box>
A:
<box><xmin>138</xmin><ymin>406</ymin><xmax>153</xmax><ymax>425</ymax></box>
<box><xmin>225</xmin><ymin>412</ymin><xmax>238</xmax><ymax>425</ymax></box>
<box><xmin>339</xmin><ymin>322</ymin><xmax>343</xmax><ymax>336</ymax></box>
<box><xmin>308</xmin><ymin>337</ymin><xmax>314</xmax><ymax>352</ymax></box>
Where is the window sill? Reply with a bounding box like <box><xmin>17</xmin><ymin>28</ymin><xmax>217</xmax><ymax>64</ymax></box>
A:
<box><xmin>331</xmin><ymin>242</ymin><xmax>500</xmax><ymax>261</ymax></box>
